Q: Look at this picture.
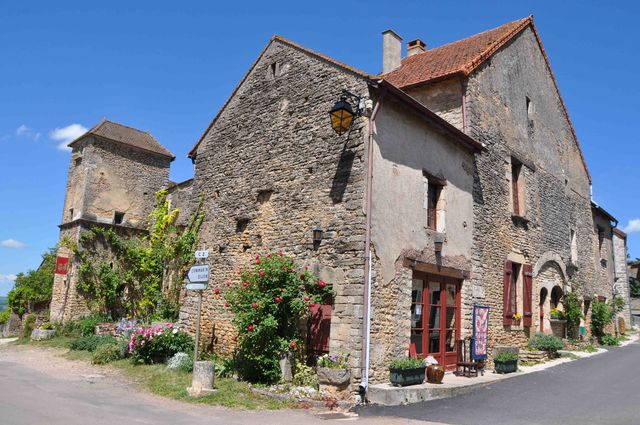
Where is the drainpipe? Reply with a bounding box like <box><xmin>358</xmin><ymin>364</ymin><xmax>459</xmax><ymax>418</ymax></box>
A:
<box><xmin>360</xmin><ymin>86</ymin><xmax>386</xmax><ymax>396</ymax></box>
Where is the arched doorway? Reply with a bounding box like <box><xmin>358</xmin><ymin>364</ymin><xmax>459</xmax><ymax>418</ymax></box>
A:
<box><xmin>551</xmin><ymin>286</ymin><xmax>563</xmax><ymax>310</ymax></box>
<box><xmin>539</xmin><ymin>288</ymin><xmax>548</xmax><ymax>332</ymax></box>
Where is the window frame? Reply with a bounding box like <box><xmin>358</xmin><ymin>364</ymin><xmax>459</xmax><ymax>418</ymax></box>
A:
<box><xmin>511</xmin><ymin>158</ymin><xmax>524</xmax><ymax>216</ymax></box>
<box><xmin>113</xmin><ymin>211</ymin><xmax>125</xmax><ymax>225</ymax></box>
<box><xmin>423</xmin><ymin>170</ymin><xmax>446</xmax><ymax>231</ymax></box>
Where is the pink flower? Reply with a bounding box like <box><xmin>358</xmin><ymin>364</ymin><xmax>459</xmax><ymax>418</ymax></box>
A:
<box><xmin>289</xmin><ymin>341</ymin><xmax>297</xmax><ymax>349</ymax></box>
<box><xmin>278</xmin><ymin>251</ymin><xmax>284</xmax><ymax>257</ymax></box>
<box><xmin>244</xmin><ymin>281</ymin><xmax>250</xmax><ymax>287</ymax></box>
<box><xmin>224</xmin><ymin>303</ymin><xmax>230</xmax><ymax>308</ymax></box>
<box><xmin>266</xmin><ymin>253</ymin><xmax>271</xmax><ymax>258</ymax></box>
<box><xmin>309</xmin><ymin>302</ymin><xmax>316</xmax><ymax>307</ymax></box>
<box><xmin>248</xmin><ymin>324</ymin><xmax>254</xmax><ymax>332</ymax></box>
<box><xmin>318</xmin><ymin>280</ymin><xmax>326</xmax><ymax>288</ymax></box>
<box><xmin>140</xmin><ymin>340</ymin><xmax>145</xmax><ymax>345</ymax></box>
<box><xmin>252</xmin><ymin>302</ymin><xmax>258</xmax><ymax>309</ymax></box>
<box><xmin>275</xmin><ymin>296</ymin><xmax>281</xmax><ymax>303</ymax></box>
<box><xmin>259</xmin><ymin>270</ymin><xmax>265</xmax><ymax>277</ymax></box>
<box><xmin>214</xmin><ymin>288</ymin><xmax>221</xmax><ymax>295</ymax></box>
<box><xmin>226</xmin><ymin>280</ymin><xmax>231</xmax><ymax>287</ymax></box>
<box><xmin>256</xmin><ymin>259</ymin><xmax>261</xmax><ymax>265</ymax></box>
<box><xmin>303</xmin><ymin>296</ymin><xmax>310</xmax><ymax>302</ymax></box>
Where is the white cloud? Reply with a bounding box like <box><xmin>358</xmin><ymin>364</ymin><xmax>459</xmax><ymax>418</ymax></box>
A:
<box><xmin>623</xmin><ymin>219</ymin><xmax>640</xmax><ymax>234</ymax></box>
<box><xmin>0</xmin><ymin>239</ymin><xmax>26</xmax><ymax>249</ymax></box>
<box><xmin>49</xmin><ymin>123</ymin><xmax>88</xmax><ymax>151</ymax></box>
<box><xmin>15</xmin><ymin>124</ymin><xmax>41</xmax><ymax>141</ymax></box>
<box><xmin>0</xmin><ymin>274</ymin><xmax>17</xmax><ymax>284</ymax></box>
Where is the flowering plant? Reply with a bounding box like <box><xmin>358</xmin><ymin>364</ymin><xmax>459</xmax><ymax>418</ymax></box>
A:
<box><xmin>128</xmin><ymin>323</ymin><xmax>193</xmax><ymax>364</ymax></box>
<box><xmin>512</xmin><ymin>313</ymin><xmax>522</xmax><ymax>321</ymax></box>
<box><xmin>550</xmin><ymin>308</ymin><xmax>565</xmax><ymax>320</ymax></box>
<box><xmin>317</xmin><ymin>353</ymin><xmax>350</xmax><ymax>369</ymax></box>
<box><xmin>116</xmin><ymin>318</ymin><xmax>138</xmax><ymax>337</ymax></box>
<box><xmin>224</xmin><ymin>252</ymin><xmax>334</xmax><ymax>383</ymax></box>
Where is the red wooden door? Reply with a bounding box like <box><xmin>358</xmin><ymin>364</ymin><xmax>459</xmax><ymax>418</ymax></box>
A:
<box><xmin>308</xmin><ymin>304</ymin><xmax>331</xmax><ymax>356</ymax></box>
<box><xmin>411</xmin><ymin>273</ymin><xmax>461</xmax><ymax>370</ymax></box>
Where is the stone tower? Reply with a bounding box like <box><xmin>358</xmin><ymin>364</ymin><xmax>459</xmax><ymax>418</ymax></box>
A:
<box><xmin>50</xmin><ymin>119</ymin><xmax>174</xmax><ymax>322</ymax></box>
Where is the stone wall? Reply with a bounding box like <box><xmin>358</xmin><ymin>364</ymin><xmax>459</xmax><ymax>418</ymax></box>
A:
<box><xmin>612</xmin><ymin>231</ymin><xmax>632</xmax><ymax>326</ymax></box>
<box><xmin>461</xmin><ymin>26</ymin><xmax>603</xmax><ymax>354</ymax></box>
<box><xmin>181</xmin><ymin>38</ymin><xmax>371</xmax><ymax>385</ymax></box>
<box><xmin>405</xmin><ymin>78</ymin><xmax>464</xmax><ymax>131</ymax></box>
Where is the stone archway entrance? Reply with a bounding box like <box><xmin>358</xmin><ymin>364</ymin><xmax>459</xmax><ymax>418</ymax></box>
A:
<box><xmin>535</xmin><ymin>261</ymin><xmax>566</xmax><ymax>334</ymax></box>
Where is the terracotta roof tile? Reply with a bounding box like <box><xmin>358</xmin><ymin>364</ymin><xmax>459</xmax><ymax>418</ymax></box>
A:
<box><xmin>70</xmin><ymin>119</ymin><xmax>175</xmax><ymax>160</ymax></box>
<box><xmin>383</xmin><ymin>17</ymin><xmax>531</xmax><ymax>88</ymax></box>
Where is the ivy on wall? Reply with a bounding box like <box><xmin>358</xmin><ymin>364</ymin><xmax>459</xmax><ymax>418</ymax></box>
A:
<box><xmin>65</xmin><ymin>190</ymin><xmax>204</xmax><ymax>320</ymax></box>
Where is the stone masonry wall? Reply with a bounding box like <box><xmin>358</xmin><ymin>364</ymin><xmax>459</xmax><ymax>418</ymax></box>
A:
<box><xmin>462</xmin><ymin>27</ymin><xmax>603</xmax><ymax>353</ymax></box>
<box><xmin>181</xmin><ymin>39</ymin><xmax>370</xmax><ymax>384</ymax></box>
<box><xmin>613</xmin><ymin>232</ymin><xmax>632</xmax><ymax>326</ymax></box>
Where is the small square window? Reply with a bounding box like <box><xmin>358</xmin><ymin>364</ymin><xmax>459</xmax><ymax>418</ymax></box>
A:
<box><xmin>75</xmin><ymin>157</ymin><xmax>82</xmax><ymax>166</ymax></box>
<box><xmin>114</xmin><ymin>212</ymin><xmax>125</xmax><ymax>225</ymax></box>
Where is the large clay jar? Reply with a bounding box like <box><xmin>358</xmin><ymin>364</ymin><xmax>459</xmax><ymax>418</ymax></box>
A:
<box><xmin>426</xmin><ymin>364</ymin><xmax>445</xmax><ymax>384</ymax></box>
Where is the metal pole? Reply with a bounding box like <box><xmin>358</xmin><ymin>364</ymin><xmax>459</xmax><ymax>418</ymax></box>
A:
<box><xmin>194</xmin><ymin>290</ymin><xmax>202</xmax><ymax>362</ymax></box>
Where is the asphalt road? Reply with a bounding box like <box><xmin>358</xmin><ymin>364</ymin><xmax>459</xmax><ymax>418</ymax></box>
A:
<box><xmin>360</xmin><ymin>341</ymin><xmax>640</xmax><ymax>425</ymax></box>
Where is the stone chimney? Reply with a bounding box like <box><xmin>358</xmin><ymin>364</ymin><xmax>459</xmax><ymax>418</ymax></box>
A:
<box><xmin>382</xmin><ymin>29</ymin><xmax>402</xmax><ymax>73</ymax></box>
<box><xmin>407</xmin><ymin>39</ymin><xmax>426</xmax><ymax>57</ymax></box>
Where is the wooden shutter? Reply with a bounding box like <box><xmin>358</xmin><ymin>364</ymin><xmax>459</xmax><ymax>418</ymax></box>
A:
<box><xmin>308</xmin><ymin>304</ymin><xmax>332</xmax><ymax>356</ymax></box>
<box><xmin>503</xmin><ymin>261</ymin><xmax>513</xmax><ymax>326</ymax></box>
<box><xmin>523</xmin><ymin>264</ymin><xmax>533</xmax><ymax>327</ymax></box>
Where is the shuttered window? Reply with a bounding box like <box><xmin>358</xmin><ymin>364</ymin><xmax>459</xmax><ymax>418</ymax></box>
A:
<box><xmin>523</xmin><ymin>264</ymin><xmax>533</xmax><ymax>327</ymax></box>
<box><xmin>503</xmin><ymin>261</ymin><xmax>514</xmax><ymax>326</ymax></box>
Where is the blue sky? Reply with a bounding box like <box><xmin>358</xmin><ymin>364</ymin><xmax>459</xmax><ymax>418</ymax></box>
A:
<box><xmin>1</xmin><ymin>1</ymin><xmax>638</xmax><ymax>296</ymax></box>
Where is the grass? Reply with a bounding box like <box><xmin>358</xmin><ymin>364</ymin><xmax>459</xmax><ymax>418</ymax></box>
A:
<box><xmin>26</xmin><ymin>335</ymin><xmax>291</xmax><ymax>410</ymax></box>
<box><xmin>560</xmin><ymin>353</ymin><xmax>579</xmax><ymax>360</ymax></box>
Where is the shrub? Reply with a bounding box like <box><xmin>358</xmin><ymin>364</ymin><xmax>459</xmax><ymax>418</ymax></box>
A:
<box><xmin>55</xmin><ymin>314</ymin><xmax>107</xmax><ymax>338</ymax></box>
<box><xmin>590</xmin><ymin>298</ymin><xmax>612</xmax><ymax>341</ymax></box>
<box><xmin>389</xmin><ymin>357</ymin><xmax>425</xmax><ymax>370</ymax></box>
<box><xmin>70</xmin><ymin>335</ymin><xmax>117</xmax><ymax>352</ymax></box>
<box><xmin>40</xmin><ymin>322</ymin><xmax>54</xmax><ymax>330</ymax></box>
<box><xmin>582</xmin><ymin>344</ymin><xmax>598</xmax><ymax>353</ymax></box>
<box><xmin>167</xmin><ymin>352</ymin><xmax>193</xmax><ymax>372</ymax></box>
<box><xmin>600</xmin><ymin>334</ymin><xmax>621</xmax><ymax>346</ymax></box>
<box><xmin>92</xmin><ymin>343</ymin><xmax>122</xmax><ymax>364</ymax></box>
<box><xmin>494</xmin><ymin>352</ymin><xmax>519</xmax><ymax>363</ymax></box>
<box><xmin>292</xmin><ymin>363</ymin><xmax>319</xmax><ymax>388</ymax></box>
<box><xmin>224</xmin><ymin>253</ymin><xmax>334</xmax><ymax>384</ymax></box>
<box><xmin>0</xmin><ymin>310</ymin><xmax>10</xmax><ymax>325</ymax></box>
<box><xmin>128</xmin><ymin>324</ymin><xmax>193</xmax><ymax>364</ymax></box>
<box><xmin>563</xmin><ymin>292</ymin><xmax>583</xmax><ymax>339</ymax></box>
<box><xmin>528</xmin><ymin>333</ymin><xmax>563</xmax><ymax>352</ymax></box>
<box><xmin>317</xmin><ymin>353</ymin><xmax>350</xmax><ymax>369</ymax></box>
<box><xmin>21</xmin><ymin>314</ymin><xmax>37</xmax><ymax>340</ymax></box>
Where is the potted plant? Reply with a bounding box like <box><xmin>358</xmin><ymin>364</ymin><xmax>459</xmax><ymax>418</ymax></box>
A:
<box><xmin>512</xmin><ymin>312</ymin><xmax>522</xmax><ymax>325</ymax></box>
<box><xmin>389</xmin><ymin>357</ymin><xmax>426</xmax><ymax>386</ymax></box>
<box><xmin>549</xmin><ymin>309</ymin><xmax>567</xmax><ymax>338</ymax></box>
<box><xmin>30</xmin><ymin>322</ymin><xmax>57</xmax><ymax>341</ymax></box>
<box><xmin>317</xmin><ymin>353</ymin><xmax>351</xmax><ymax>387</ymax></box>
<box><xmin>494</xmin><ymin>351</ymin><xmax>518</xmax><ymax>374</ymax></box>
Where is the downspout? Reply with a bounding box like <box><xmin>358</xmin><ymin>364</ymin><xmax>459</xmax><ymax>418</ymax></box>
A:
<box><xmin>360</xmin><ymin>86</ymin><xmax>386</xmax><ymax>396</ymax></box>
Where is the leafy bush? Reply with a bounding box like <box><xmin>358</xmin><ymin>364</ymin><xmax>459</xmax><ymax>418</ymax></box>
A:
<box><xmin>582</xmin><ymin>344</ymin><xmax>598</xmax><ymax>353</ymax></box>
<box><xmin>292</xmin><ymin>363</ymin><xmax>319</xmax><ymax>388</ymax></box>
<box><xmin>0</xmin><ymin>310</ymin><xmax>10</xmax><ymax>325</ymax></box>
<box><xmin>167</xmin><ymin>352</ymin><xmax>193</xmax><ymax>372</ymax></box>
<box><xmin>70</xmin><ymin>335</ymin><xmax>117</xmax><ymax>352</ymax></box>
<box><xmin>21</xmin><ymin>314</ymin><xmax>37</xmax><ymax>340</ymax></box>
<box><xmin>128</xmin><ymin>324</ymin><xmax>193</xmax><ymax>364</ymax></box>
<box><xmin>224</xmin><ymin>253</ymin><xmax>334</xmax><ymax>384</ymax></box>
<box><xmin>40</xmin><ymin>322</ymin><xmax>54</xmax><ymax>330</ymax></box>
<box><xmin>7</xmin><ymin>249</ymin><xmax>56</xmax><ymax>316</ymax></box>
<box><xmin>214</xmin><ymin>356</ymin><xmax>236</xmax><ymax>378</ymax></box>
<box><xmin>317</xmin><ymin>353</ymin><xmax>349</xmax><ymax>369</ymax></box>
<box><xmin>494</xmin><ymin>352</ymin><xmax>519</xmax><ymax>363</ymax></box>
<box><xmin>563</xmin><ymin>292</ymin><xmax>583</xmax><ymax>339</ymax></box>
<box><xmin>590</xmin><ymin>298</ymin><xmax>612</xmax><ymax>341</ymax></box>
<box><xmin>600</xmin><ymin>334</ymin><xmax>621</xmax><ymax>346</ymax></box>
<box><xmin>528</xmin><ymin>333</ymin><xmax>563</xmax><ymax>352</ymax></box>
<box><xmin>389</xmin><ymin>357</ymin><xmax>425</xmax><ymax>370</ymax></box>
<box><xmin>92</xmin><ymin>343</ymin><xmax>123</xmax><ymax>364</ymax></box>
<box><xmin>55</xmin><ymin>314</ymin><xmax>106</xmax><ymax>338</ymax></box>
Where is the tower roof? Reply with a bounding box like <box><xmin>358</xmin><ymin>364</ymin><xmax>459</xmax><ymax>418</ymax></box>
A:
<box><xmin>69</xmin><ymin>119</ymin><xmax>175</xmax><ymax>160</ymax></box>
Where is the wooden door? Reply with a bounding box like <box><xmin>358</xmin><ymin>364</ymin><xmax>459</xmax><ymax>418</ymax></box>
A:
<box><xmin>411</xmin><ymin>273</ymin><xmax>461</xmax><ymax>369</ymax></box>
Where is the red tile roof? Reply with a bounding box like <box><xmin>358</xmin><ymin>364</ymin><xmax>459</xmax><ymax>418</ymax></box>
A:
<box><xmin>383</xmin><ymin>17</ymin><xmax>531</xmax><ymax>88</ymax></box>
<box><xmin>383</xmin><ymin>16</ymin><xmax>591</xmax><ymax>183</ymax></box>
<box><xmin>70</xmin><ymin>119</ymin><xmax>175</xmax><ymax>160</ymax></box>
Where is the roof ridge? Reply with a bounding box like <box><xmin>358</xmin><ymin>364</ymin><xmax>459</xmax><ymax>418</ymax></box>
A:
<box><xmin>98</xmin><ymin>119</ymin><xmax>156</xmax><ymax>138</ymax></box>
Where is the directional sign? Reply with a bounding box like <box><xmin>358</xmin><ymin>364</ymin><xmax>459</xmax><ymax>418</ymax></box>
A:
<box><xmin>185</xmin><ymin>282</ymin><xmax>208</xmax><ymax>290</ymax></box>
<box><xmin>195</xmin><ymin>250</ymin><xmax>209</xmax><ymax>259</ymax></box>
<box><xmin>188</xmin><ymin>265</ymin><xmax>209</xmax><ymax>283</ymax></box>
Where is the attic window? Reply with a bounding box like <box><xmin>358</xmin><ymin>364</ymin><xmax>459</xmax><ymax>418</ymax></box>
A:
<box><xmin>75</xmin><ymin>157</ymin><xmax>82</xmax><ymax>166</ymax></box>
<box><xmin>526</xmin><ymin>96</ymin><xmax>534</xmax><ymax>129</ymax></box>
<box><xmin>114</xmin><ymin>212</ymin><xmax>125</xmax><ymax>225</ymax></box>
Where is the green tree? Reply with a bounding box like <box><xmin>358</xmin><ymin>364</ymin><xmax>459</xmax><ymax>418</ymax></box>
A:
<box><xmin>73</xmin><ymin>190</ymin><xmax>204</xmax><ymax>320</ymax></box>
<box><xmin>7</xmin><ymin>248</ymin><xmax>56</xmax><ymax>316</ymax></box>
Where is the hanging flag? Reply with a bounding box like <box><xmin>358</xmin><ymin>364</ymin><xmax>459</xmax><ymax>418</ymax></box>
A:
<box><xmin>55</xmin><ymin>256</ymin><xmax>69</xmax><ymax>275</ymax></box>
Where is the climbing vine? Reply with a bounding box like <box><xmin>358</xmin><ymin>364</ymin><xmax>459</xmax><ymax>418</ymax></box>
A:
<box><xmin>69</xmin><ymin>190</ymin><xmax>204</xmax><ymax>320</ymax></box>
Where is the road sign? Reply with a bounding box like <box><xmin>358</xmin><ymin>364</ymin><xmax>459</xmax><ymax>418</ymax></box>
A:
<box><xmin>185</xmin><ymin>282</ymin><xmax>208</xmax><ymax>290</ymax></box>
<box><xmin>195</xmin><ymin>250</ymin><xmax>209</xmax><ymax>259</ymax></box>
<box><xmin>188</xmin><ymin>265</ymin><xmax>209</xmax><ymax>283</ymax></box>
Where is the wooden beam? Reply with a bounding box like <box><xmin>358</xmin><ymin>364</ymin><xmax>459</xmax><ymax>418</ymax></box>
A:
<box><xmin>403</xmin><ymin>258</ymin><xmax>470</xmax><ymax>279</ymax></box>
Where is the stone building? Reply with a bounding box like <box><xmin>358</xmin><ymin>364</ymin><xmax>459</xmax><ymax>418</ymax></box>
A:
<box><xmin>49</xmin><ymin>16</ymin><xmax>633</xmax><ymax>397</ymax></box>
<box><xmin>50</xmin><ymin>119</ymin><xmax>175</xmax><ymax>322</ymax></box>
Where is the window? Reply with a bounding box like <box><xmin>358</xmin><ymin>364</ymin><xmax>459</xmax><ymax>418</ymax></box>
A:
<box><xmin>503</xmin><ymin>260</ymin><xmax>533</xmax><ymax>327</ymax></box>
<box><xmin>423</xmin><ymin>171</ymin><xmax>445</xmax><ymax>231</ymax></box>
<box><xmin>511</xmin><ymin>158</ymin><xmax>524</xmax><ymax>216</ymax></box>
<box><xmin>570</xmin><ymin>229</ymin><xmax>578</xmax><ymax>263</ymax></box>
<box><xmin>114</xmin><ymin>212</ymin><xmax>125</xmax><ymax>225</ymax></box>
<box><xmin>75</xmin><ymin>157</ymin><xmax>82</xmax><ymax>166</ymax></box>
<box><xmin>69</xmin><ymin>208</ymin><xmax>74</xmax><ymax>221</ymax></box>
<box><xmin>510</xmin><ymin>262</ymin><xmax>521</xmax><ymax>317</ymax></box>
<box><xmin>597</xmin><ymin>226</ymin><xmax>605</xmax><ymax>253</ymax></box>
<box><xmin>526</xmin><ymin>97</ymin><xmax>533</xmax><ymax>121</ymax></box>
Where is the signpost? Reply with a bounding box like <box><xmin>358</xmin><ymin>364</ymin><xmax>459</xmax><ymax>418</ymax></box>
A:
<box><xmin>185</xmin><ymin>246</ymin><xmax>215</xmax><ymax>395</ymax></box>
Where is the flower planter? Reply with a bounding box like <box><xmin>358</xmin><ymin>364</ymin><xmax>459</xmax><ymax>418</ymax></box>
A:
<box><xmin>317</xmin><ymin>367</ymin><xmax>351</xmax><ymax>387</ymax></box>
<box><xmin>30</xmin><ymin>329</ymin><xmax>56</xmax><ymax>341</ymax></box>
<box><xmin>389</xmin><ymin>367</ymin><xmax>425</xmax><ymax>387</ymax></box>
<box><xmin>426</xmin><ymin>364</ymin><xmax>445</xmax><ymax>384</ymax></box>
<box><xmin>494</xmin><ymin>359</ymin><xmax>518</xmax><ymax>374</ymax></box>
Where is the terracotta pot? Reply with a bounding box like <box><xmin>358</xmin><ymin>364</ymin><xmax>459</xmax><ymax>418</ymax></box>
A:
<box><xmin>426</xmin><ymin>364</ymin><xmax>445</xmax><ymax>384</ymax></box>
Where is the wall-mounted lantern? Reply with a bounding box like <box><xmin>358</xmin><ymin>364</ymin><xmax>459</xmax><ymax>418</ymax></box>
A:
<box><xmin>329</xmin><ymin>90</ymin><xmax>363</xmax><ymax>135</ymax></box>
<box><xmin>313</xmin><ymin>227</ymin><xmax>324</xmax><ymax>246</ymax></box>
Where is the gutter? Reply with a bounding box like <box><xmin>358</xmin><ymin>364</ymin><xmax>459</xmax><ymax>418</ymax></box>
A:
<box><xmin>360</xmin><ymin>84</ymin><xmax>386</xmax><ymax>395</ymax></box>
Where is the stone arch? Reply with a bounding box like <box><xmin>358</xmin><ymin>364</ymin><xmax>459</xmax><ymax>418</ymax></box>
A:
<box><xmin>533</xmin><ymin>251</ymin><xmax>568</xmax><ymax>282</ymax></box>
<box><xmin>535</xmin><ymin>259</ymin><xmax>567</xmax><ymax>334</ymax></box>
